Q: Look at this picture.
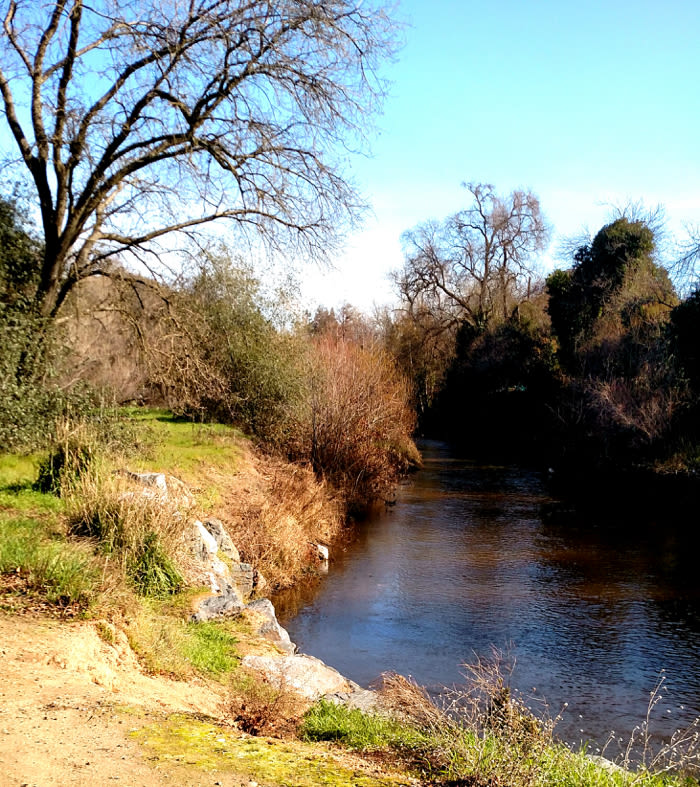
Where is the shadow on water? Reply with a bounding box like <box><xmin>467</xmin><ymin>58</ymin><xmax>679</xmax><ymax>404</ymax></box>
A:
<box><xmin>273</xmin><ymin>440</ymin><xmax>700</xmax><ymax>750</ymax></box>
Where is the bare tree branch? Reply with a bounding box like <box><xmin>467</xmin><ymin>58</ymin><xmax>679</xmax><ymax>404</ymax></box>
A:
<box><xmin>396</xmin><ymin>183</ymin><xmax>549</xmax><ymax>334</ymax></box>
<box><xmin>0</xmin><ymin>0</ymin><xmax>399</xmax><ymax>319</ymax></box>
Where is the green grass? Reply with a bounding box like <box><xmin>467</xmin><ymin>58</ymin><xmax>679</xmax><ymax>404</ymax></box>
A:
<box><xmin>0</xmin><ymin>453</ymin><xmax>64</xmax><ymax>515</ymax></box>
<box><xmin>0</xmin><ymin>454</ymin><xmax>95</xmax><ymax>607</ymax></box>
<box><xmin>0</xmin><ymin>452</ymin><xmax>41</xmax><ymax>485</ymax></box>
<box><xmin>115</xmin><ymin>408</ymin><xmax>244</xmax><ymax>508</ymax></box>
<box><xmin>182</xmin><ymin>621</ymin><xmax>240</xmax><ymax>675</ymax></box>
<box><xmin>123</xmin><ymin>408</ymin><xmax>243</xmax><ymax>472</ymax></box>
<box><xmin>301</xmin><ymin>700</ymin><xmax>699</xmax><ymax>787</ymax></box>
<box><xmin>302</xmin><ymin>700</ymin><xmax>429</xmax><ymax>751</ymax></box>
<box><xmin>0</xmin><ymin>482</ymin><xmax>64</xmax><ymax>514</ymax></box>
<box><xmin>0</xmin><ymin>516</ymin><xmax>99</xmax><ymax>606</ymax></box>
<box><xmin>125</xmin><ymin>593</ymin><xmax>243</xmax><ymax>680</ymax></box>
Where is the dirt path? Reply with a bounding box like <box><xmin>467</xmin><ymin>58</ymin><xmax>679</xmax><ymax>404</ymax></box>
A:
<box><xmin>0</xmin><ymin>614</ymin><xmax>232</xmax><ymax>787</ymax></box>
<box><xmin>0</xmin><ymin>614</ymin><xmax>416</xmax><ymax>787</ymax></box>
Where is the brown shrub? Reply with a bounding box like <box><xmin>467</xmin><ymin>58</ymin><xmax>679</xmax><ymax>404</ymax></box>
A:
<box><xmin>226</xmin><ymin>670</ymin><xmax>310</xmax><ymax>737</ymax></box>
<box><xmin>289</xmin><ymin>334</ymin><xmax>417</xmax><ymax>511</ymax></box>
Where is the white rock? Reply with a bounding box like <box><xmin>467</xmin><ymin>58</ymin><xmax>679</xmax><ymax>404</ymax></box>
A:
<box><xmin>241</xmin><ymin>653</ymin><xmax>354</xmax><ymax>700</ymax></box>
<box><xmin>315</xmin><ymin>543</ymin><xmax>329</xmax><ymax>561</ymax></box>
<box><xmin>194</xmin><ymin>520</ymin><xmax>218</xmax><ymax>559</ymax></box>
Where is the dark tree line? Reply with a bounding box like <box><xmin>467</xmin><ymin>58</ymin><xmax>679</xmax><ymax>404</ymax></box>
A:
<box><xmin>389</xmin><ymin>185</ymin><xmax>700</xmax><ymax>482</ymax></box>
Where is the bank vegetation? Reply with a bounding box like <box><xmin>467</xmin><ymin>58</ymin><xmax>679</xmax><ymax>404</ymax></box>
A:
<box><xmin>385</xmin><ymin>183</ymin><xmax>700</xmax><ymax>508</ymax></box>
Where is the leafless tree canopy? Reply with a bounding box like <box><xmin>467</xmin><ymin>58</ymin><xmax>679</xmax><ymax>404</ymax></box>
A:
<box><xmin>0</xmin><ymin>0</ymin><xmax>397</xmax><ymax>317</ymax></box>
<box><xmin>673</xmin><ymin>224</ymin><xmax>700</xmax><ymax>295</ymax></box>
<box><xmin>395</xmin><ymin>183</ymin><xmax>549</xmax><ymax>332</ymax></box>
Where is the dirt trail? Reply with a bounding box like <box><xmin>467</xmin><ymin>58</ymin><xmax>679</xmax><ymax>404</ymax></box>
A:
<box><xmin>0</xmin><ymin>614</ymin><xmax>233</xmax><ymax>787</ymax></box>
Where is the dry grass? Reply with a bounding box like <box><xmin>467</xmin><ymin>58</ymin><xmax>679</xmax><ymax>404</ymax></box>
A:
<box><xmin>66</xmin><ymin>469</ymin><xmax>193</xmax><ymax>596</ymax></box>
<box><xmin>378</xmin><ymin>673</ymin><xmax>445</xmax><ymax>731</ymax></box>
<box><xmin>216</xmin><ymin>447</ymin><xmax>343</xmax><ymax>590</ymax></box>
<box><xmin>602</xmin><ymin>674</ymin><xmax>700</xmax><ymax>780</ymax></box>
<box><xmin>373</xmin><ymin>650</ymin><xmax>567</xmax><ymax>785</ymax></box>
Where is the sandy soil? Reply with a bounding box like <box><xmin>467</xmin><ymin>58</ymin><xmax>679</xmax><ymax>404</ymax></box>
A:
<box><xmin>0</xmin><ymin>613</ymin><xmax>232</xmax><ymax>787</ymax></box>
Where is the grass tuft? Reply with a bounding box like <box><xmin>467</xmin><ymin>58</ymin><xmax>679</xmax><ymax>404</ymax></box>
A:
<box><xmin>124</xmin><ymin>594</ymin><xmax>242</xmax><ymax>681</ymax></box>
<box><xmin>0</xmin><ymin>516</ymin><xmax>99</xmax><ymax>606</ymax></box>
<box><xmin>67</xmin><ymin>470</ymin><xmax>187</xmax><ymax>597</ymax></box>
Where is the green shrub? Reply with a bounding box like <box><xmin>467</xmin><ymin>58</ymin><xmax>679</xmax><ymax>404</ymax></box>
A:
<box><xmin>148</xmin><ymin>251</ymin><xmax>306</xmax><ymax>447</ymax></box>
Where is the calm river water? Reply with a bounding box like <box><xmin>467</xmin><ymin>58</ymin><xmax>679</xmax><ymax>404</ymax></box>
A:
<box><xmin>274</xmin><ymin>440</ymin><xmax>700</xmax><ymax>749</ymax></box>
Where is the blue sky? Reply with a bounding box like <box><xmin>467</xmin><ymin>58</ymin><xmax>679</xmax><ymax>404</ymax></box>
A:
<box><xmin>301</xmin><ymin>0</ymin><xmax>700</xmax><ymax>311</ymax></box>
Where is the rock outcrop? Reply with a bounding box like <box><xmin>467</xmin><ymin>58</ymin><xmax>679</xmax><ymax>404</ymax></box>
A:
<box><xmin>190</xmin><ymin>588</ymin><xmax>245</xmax><ymax>622</ymax></box>
<box><xmin>202</xmin><ymin>517</ymin><xmax>240</xmax><ymax>562</ymax></box>
<box><xmin>120</xmin><ymin>467</ymin><xmax>377</xmax><ymax>713</ymax></box>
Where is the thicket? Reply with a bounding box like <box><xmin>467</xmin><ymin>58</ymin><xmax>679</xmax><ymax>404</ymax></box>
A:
<box><xmin>136</xmin><ymin>252</ymin><xmax>419</xmax><ymax>509</ymax></box>
<box><xmin>0</xmin><ymin>196</ymin><xmax>103</xmax><ymax>451</ymax></box>
<box><xmin>389</xmin><ymin>202</ymin><xmax>699</xmax><ymax>478</ymax></box>
<box><xmin>294</xmin><ymin>330</ymin><xmax>419</xmax><ymax>510</ymax></box>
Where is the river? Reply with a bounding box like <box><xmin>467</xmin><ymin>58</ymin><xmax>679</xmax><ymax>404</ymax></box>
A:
<box><xmin>274</xmin><ymin>440</ymin><xmax>700</xmax><ymax>751</ymax></box>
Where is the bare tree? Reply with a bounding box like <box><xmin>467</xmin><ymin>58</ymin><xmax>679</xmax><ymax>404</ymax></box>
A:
<box><xmin>673</xmin><ymin>224</ymin><xmax>700</xmax><ymax>295</ymax></box>
<box><xmin>396</xmin><ymin>183</ymin><xmax>549</xmax><ymax>331</ymax></box>
<box><xmin>0</xmin><ymin>0</ymin><xmax>397</xmax><ymax>320</ymax></box>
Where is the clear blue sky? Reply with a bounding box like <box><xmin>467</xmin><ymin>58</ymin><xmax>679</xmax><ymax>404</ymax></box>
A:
<box><xmin>302</xmin><ymin>0</ymin><xmax>700</xmax><ymax>311</ymax></box>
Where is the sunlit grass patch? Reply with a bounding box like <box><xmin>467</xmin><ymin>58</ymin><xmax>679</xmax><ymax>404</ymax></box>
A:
<box><xmin>0</xmin><ymin>515</ymin><xmax>99</xmax><ymax>607</ymax></box>
<box><xmin>124</xmin><ymin>409</ymin><xmax>243</xmax><ymax>475</ymax></box>
<box><xmin>0</xmin><ymin>453</ymin><xmax>64</xmax><ymax>516</ymax></box>
<box><xmin>0</xmin><ymin>482</ymin><xmax>65</xmax><ymax>515</ymax></box>
<box><xmin>116</xmin><ymin>408</ymin><xmax>244</xmax><ymax>507</ymax></box>
<box><xmin>0</xmin><ymin>452</ymin><xmax>41</xmax><ymax>485</ymax></box>
<box><xmin>124</xmin><ymin>593</ymin><xmax>243</xmax><ymax>680</ymax></box>
<box><xmin>131</xmin><ymin>713</ymin><xmax>413</xmax><ymax>786</ymax></box>
<box><xmin>302</xmin><ymin>699</ymin><xmax>428</xmax><ymax>752</ymax></box>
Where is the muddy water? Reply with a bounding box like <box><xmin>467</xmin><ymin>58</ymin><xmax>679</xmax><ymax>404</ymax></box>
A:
<box><xmin>274</xmin><ymin>440</ymin><xmax>700</xmax><ymax>749</ymax></box>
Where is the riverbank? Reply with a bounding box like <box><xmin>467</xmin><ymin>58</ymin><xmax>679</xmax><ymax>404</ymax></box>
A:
<box><xmin>1</xmin><ymin>413</ymin><xmax>698</xmax><ymax>786</ymax></box>
<box><xmin>0</xmin><ymin>408</ymin><xmax>415</xmax><ymax>785</ymax></box>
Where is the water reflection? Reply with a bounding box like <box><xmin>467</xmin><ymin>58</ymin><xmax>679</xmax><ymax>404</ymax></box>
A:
<box><xmin>274</xmin><ymin>440</ymin><xmax>700</xmax><ymax>747</ymax></box>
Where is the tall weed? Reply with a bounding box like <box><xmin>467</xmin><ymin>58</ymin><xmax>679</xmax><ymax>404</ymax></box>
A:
<box><xmin>218</xmin><ymin>450</ymin><xmax>343</xmax><ymax>590</ymax></box>
<box><xmin>67</xmin><ymin>471</ymin><xmax>186</xmax><ymax>597</ymax></box>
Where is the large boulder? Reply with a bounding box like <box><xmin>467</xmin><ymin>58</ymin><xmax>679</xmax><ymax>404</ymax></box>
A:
<box><xmin>117</xmin><ymin>471</ymin><xmax>195</xmax><ymax>509</ymax></box>
<box><xmin>241</xmin><ymin>653</ymin><xmax>356</xmax><ymax>700</ymax></box>
<box><xmin>191</xmin><ymin>589</ymin><xmax>245</xmax><ymax>622</ymax></box>
<box><xmin>325</xmin><ymin>687</ymin><xmax>381</xmax><ymax>713</ymax></box>
<box><xmin>192</xmin><ymin>520</ymin><xmax>234</xmax><ymax>593</ymax></box>
<box><xmin>229</xmin><ymin>562</ymin><xmax>254</xmax><ymax>600</ymax></box>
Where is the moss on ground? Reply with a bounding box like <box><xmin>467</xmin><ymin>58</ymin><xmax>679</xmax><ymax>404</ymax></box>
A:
<box><xmin>131</xmin><ymin>714</ymin><xmax>415</xmax><ymax>786</ymax></box>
